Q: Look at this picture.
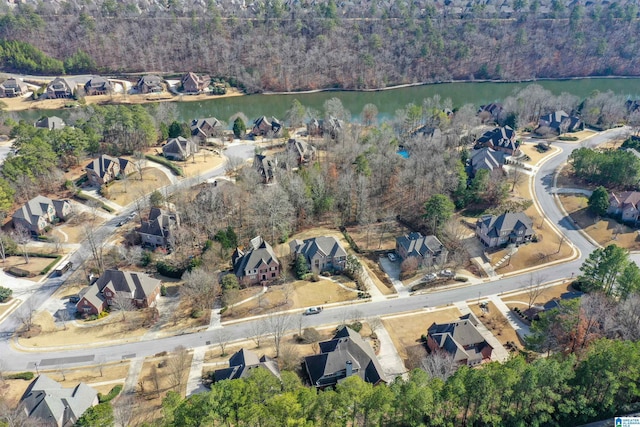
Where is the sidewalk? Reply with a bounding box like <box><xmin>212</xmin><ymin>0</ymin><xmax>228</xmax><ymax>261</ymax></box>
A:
<box><xmin>374</xmin><ymin>324</ymin><xmax>408</xmax><ymax>380</ymax></box>
<box><xmin>185</xmin><ymin>347</ymin><xmax>207</xmax><ymax>396</ymax></box>
<box><xmin>488</xmin><ymin>295</ymin><xmax>531</xmax><ymax>341</ymax></box>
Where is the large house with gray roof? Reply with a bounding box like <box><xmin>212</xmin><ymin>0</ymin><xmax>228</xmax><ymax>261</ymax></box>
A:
<box><xmin>84</xmin><ymin>76</ymin><xmax>112</xmax><ymax>96</ymax></box>
<box><xmin>470</xmin><ymin>147</ymin><xmax>507</xmax><ymax>175</ymax></box>
<box><xmin>474</xmin><ymin>126</ymin><xmax>519</xmax><ymax>156</ymax></box>
<box><xmin>213</xmin><ymin>348</ymin><xmax>281</xmax><ymax>382</ymax></box>
<box><xmin>76</xmin><ymin>269</ymin><xmax>162</xmax><ymax>316</ymax></box>
<box><xmin>21</xmin><ymin>374</ymin><xmax>98</xmax><ymax>427</ymax></box>
<box><xmin>232</xmin><ymin>236</ymin><xmax>280</xmax><ymax>286</ymax></box>
<box><xmin>287</xmin><ymin>138</ymin><xmax>316</xmax><ymax>165</ymax></box>
<box><xmin>136</xmin><ymin>75</ymin><xmax>163</xmax><ymax>94</ymax></box>
<box><xmin>427</xmin><ymin>313</ymin><xmax>493</xmax><ymax>366</ymax></box>
<box><xmin>163</xmin><ymin>136</ymin><xmax>198</xmax><ymax>161</ymax></box>
<box><xmin>85</xmin><ymin>154</ymin><xmax>134</xmax><ymax>186</ymax></box>
<box><xmin>0</xmin><ymin>77</ymin><xmax>28</xmax><ymax>97</ymax></box>
<box><xmin>475</xmin><ymin>212</ymin><xmax>534</xmax><ymax>248</ymax></box>
<box><xmin>538</xmin><ymin>110</ymin><xmax>583</xmax><ymax>134</ymax></box>
<box><xmin>303</xmin><ymin>326</ymin><xmax>387</xmax><ymax>389</ymax></box>
<box><xmin>35</xmin><ymin>116</ymin><xmax>66</xmax><ymax>131</ymax></box>
<box><xmin>45</xmin><ymin>77</ymin><xmax>75</xmax><ymax>99</ymax></box>
<box><xmin>137</xmin><ymin>207</ymin><xmax>179</xmax><ymax>248</ymax></box>
<box><xmin>190</xmin><ymin>117</ymin><xmax>223</xmax><ymax>140</ymax></box>
<box><xmin>396</xmin><ymin>232</ymin><xmax>448</xmax><ymax>267</ymax></box>
<box><xmin>13</xmin><ymin>195</ymin><xmax>71</xmax><ymax>234</ymax></box>
<box><xmin>289</xmin><ymin>236</ymin><xmax>347</xmax><ymax>273</ymax></box>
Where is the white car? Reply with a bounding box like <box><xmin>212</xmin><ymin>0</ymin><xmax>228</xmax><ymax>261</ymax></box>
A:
<box><xmin>424</xmin><ymin>273</ymin><xmax>438</xmax><ymax>282</ymax></box>
<box><xmin>303</xmin><ymin>307</ymin><xmax>323</xmax><ymax>315</ymax></box>
<box><xmin>387</xmin><ymin>253</ymin><xmax>397</xmax><ymax>262</ymax></box>
<box><xmin>439</xmin><ymin>269</ymin><xmax>454</xmax><ymax>277</ymax></box>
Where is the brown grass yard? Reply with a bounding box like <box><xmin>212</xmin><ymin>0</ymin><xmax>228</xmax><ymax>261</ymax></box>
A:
<box><xmin>502</xmin><ymin>282</ymin><xmax>575</xmax><ymax>308</ymax></box>
<box><xmin>107</xmin><ymin>168</ymin><xmax>171</xmax><ymax>206</ymax></box>
<box><xmin>0</xmin><ymin>255</ymin><xmax>57</xmax><ymax>281</ymax></box>
<box><xmin>519</xmin><ymin>142</ymin><xmax>559</xmax><ymax>166</ymax></box>
<box><xmin>179</xmin><ymin>150</ymin><xmax>224</xmax><ymax>178</ymax></box>
<box><xmin>559</xmin><ymin>194</ymin><xmax>640</xmax><ymax>251</ymax></box>
<box><xmin>469</xmin><ymin>301</ymin><xmax>523</xmax><ymax>349</ymax></box>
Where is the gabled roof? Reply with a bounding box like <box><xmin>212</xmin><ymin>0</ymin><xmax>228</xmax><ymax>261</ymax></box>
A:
<box><xmin>21</xmin><ymin>374</ymin><xmax>97</xmax><ymax>427</ymax></box>
<box><xmin>77</xmin><ymin>283</ymin><xmax>105</xmax><ymax>310</ymax></box>
<box><xmin>138</xmin><ymin>207</ymin><xmax>178</xmax><ymax>238</ymax></box>
<box><xmin>0</xmin><ymin>77</ymin><xmax>28</xmax><ymax>92</ymax></box>
<box><xmin>290</xmin><ymin>236</ymin><xmax>347</xmax><ymax>261</ymax></box>
<box><xmin>609</xmin><ymin>191</ymin><xmax>640</xmax><ymax>211</ymax></box>
<box><xmin>253</xmin><ymin>153</ymin><xmax>277</xmax><ymax>181</ymax></box>
<box><xmin>85</xmin><ymin>154</ymin><xmax>120</xmax><ymax>178</ymax></box>
<box><xmin>48</xmin><ymin>77</ymin><xmax>74</xmax><ymax>92</ymax></box>
<box><xmin>427</xmin><ymin>314</ymin><xmax>491</xmax><ymax>364</ymax></box>
<box><xmin>163</xmin><ymin>136</ymin><xmax>197</xmax><ymax>157</ymax></box>
<box><xmin>476</xmin><ymin>126</ymin><xmax>517</xmax><ymax>150</ymax></box>
<box><xmin>213</xmin><ymin>348</ymin><xmax>281</xmax><ymax>381</ymax></box>
<box><xmin>232</xmin><ymin>236</ymin><xmax>280</xmax><ymax>277</ymax></box>
<box><xmin>137</xmin><ymin>74</ymin><xmax>163</xmax><ymax>87</ymax></box>
<box><xmin>95</xmin><ymin>269</ymin><xmax>161</xmax><ymax>300</ymax></box>
<box><xmin>304</xmin><ymin>326</ymin><xmax>387</xmax><ymax>387</ymax></box>
<box><xmin>478</xmin><ymin>103</ymin><xmax>503</xmax><ymax>116</ymax></box>
<box><xmin>478</xmin><ymin>212</ymin><xmax>533</xmax><ymax>238</ymax></box>
<box><xmin>190</xmin><ymin>117</ymin><xmax>221</xmax><ymax>138</ymax></box>
<box><xmin>287</xmin><ymin>138</ymin><xmax>316</xmax><ymax>162</ymax></box>
<box><xmin>396</xmin><ymin>232</ymin><xmax>445</xmax><ymax>258</ymax></box>
<box><xmin>84</xmin><ymin>76</ymin><xmax>111</xmax><ymax>91</ymax></box>
<box><xmin>471</xmin><ymin>147</ymin><xmax>507</xmax><ymax>172</ymax></box>
<box><xmin>13</xmin><ymin>195</ymin><xmax>53</xmax><ymax>227</ymax></box>
<box><xmin>35</xmin><ymin>116</ymin><xmax>66</xmax><ymax>130</ymax></box>
<box><xmin>539</xmin><ymin>110</ymin><xmax>582</xmax><ymax>131</ymax></box>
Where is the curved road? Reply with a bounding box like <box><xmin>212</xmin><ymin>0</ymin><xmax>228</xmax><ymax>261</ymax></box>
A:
<box><xmin>0</xmin><ymin>129</ymin><xmax>631</xmax><ymax>371</ymax></box>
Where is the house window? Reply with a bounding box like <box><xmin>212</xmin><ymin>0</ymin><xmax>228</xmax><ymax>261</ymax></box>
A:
<box><xmin>105</xmin><ymin>291</ymin><xmax>112</xmax><ymax>296</ymax></box>
<box><xmin>271</xmin><ymin>272</ymin><xmax>276</xmax><ymax>278</ymax></box>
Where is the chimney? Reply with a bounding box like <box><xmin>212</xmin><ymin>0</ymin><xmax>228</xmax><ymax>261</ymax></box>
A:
<box><xmin>345</xmin><ymin>360</ymin><xmax>353</xmax><ymax>377</ymax></box>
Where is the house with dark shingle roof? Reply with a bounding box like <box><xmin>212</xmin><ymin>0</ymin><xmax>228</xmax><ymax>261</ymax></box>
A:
<box><xmin>84</xmin><ymin>76</ymin><xmax>112</xmax><ymax>96</ymax></box>
<box><xmin>181</xmin><ymin>72</ymin><xmax>211</xmax><ymax>93</ymax></box>
<box><xmin>474</xmin><ymin>126</ymin><xmax>519</xmax><ymax>156</ymax></box>
<box><xmin>0</xmin><ymin>77</ymin><xmax>28</xmax><ymax>97</ymax></box>
<box><xmin>475</xmin><ymin>212</ymin><xmax>534</xmax><ymax>248</ymax></box>
<box><xmin>76</xmin><ymin>269</ymin><xmax>162</xmax><ymax>315</ymax></box>
<box><xmin>136</xmin><ymin>75</ymin><xmax>163</xmax><ymax>94</ymax></box>
<box><xmin>45</xmin><ymin>77</ymin><xmax>75</xmax><ymax>99</ymax></box>
<box><xmin>12</xmin><ymin>195</ymin><xmax>71</xmax><ymax>234</ymax></box>
<box><xmin>85</xmin><ymin>154</ymin><xmax>134</xmax><ymax>186</ymax></box>
<box><xmin>427</xmin><ymin>313</ymin><xmax>493</xmax><ymax>366</ymax></box>
<box><xmin>163</xmin><ymin>136</ymin><xmax>198</xmax><ymax>161</ymax></box>
<box><xmin>232</xmin><ymin>236</ymin><xmax>280</xmax><ymax>286</ymax></box>
<box><xmin>213</xmin><ymin>348</ymin><xmax>281</xmax><ymax>382</ymax></box>
<box><xmin>396</xmin><ymin>232</ymin><xmax>448</xmax><ymax>267</ymax></box>
<box><xmin>252</xmin><ymin>116</ymin><xmax>282</xmax><ymax>137</ymax></box>
<box><xmin>470</xmin><ymin>147</ymin><xmax>507</xmax><ymax>175</ymax></box>
<box><xmin>190</xmin><ymin>117</ymin><xmax>222</xmax><ymax>140</ymax></box>
<box><xmin>477</xmin><ymin>103</ymin><xmax>503</xmax><ymax>124</ymax></box>
<box><xmin>287</xmin><ymin>138</ymin><xmax>316</xmax><ymax>165</ymax></box>
<box><xmin>21</xmin><ymin>374</ymin><xmax>98</xmax><ymax>427</ymax></box>
<box><xmin>289</xmin><ymin>236</ymin><xmax>347</xmax><ymax>273</ymax></box>
<box><xmin>253</xmin><ymin>153</ymin><xmax>277</xmax><ymax>183</ymax></box>
<box><xmin>35</xmin><ymin>116</ymin><xmax>66</xmax><ymax>131</ymax></box>
<box><xmin>304</xmin><ymin>326</ymin><xmax>387</xmax><ymax>389</ymax></box>
<box><xmin>538</xmin><ymin>110</ymin><xmax>583</xmax><ymax>134</ymax></box>
<box><xmin>137</xmin><ymin>207</ymin><xmax>179</xmax><ymax>248</ymax></box>
<box><xmin>608</xmin><ymin>191</ymin><xmax>640</xmax><ymax>224</ymax></box>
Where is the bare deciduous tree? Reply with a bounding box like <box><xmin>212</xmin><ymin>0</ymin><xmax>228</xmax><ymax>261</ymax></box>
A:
<box><xmin>524</xmin><ymin>273</ymin><xmax>548</xmax><ymax>309</ymax></box>
<box><xmin>215</xmin><ymin>329</ymin><xmax>232</xmax><ymax>357</ymax></box>
<box><xmin>422</xmin><ymin>351</ymin><xmax>457</xmax><ymax>381</ymax></box>
<box><xmin>249</xmin><ymin>321</ymin><xmax>267</xmax><ymax>348</ymax></box>
<box><xmin>167</xmin><ymin>346</ymin><xmax>190</xmax><ymax>391</ymax></box>
<box><xmin>181</xmin><ymin>268</ymin><xmax>220</xmax><ymax>312</ymax></box>
<box><xmin>111</xmin><ymin>294</ymin><xmax>135</xmax><ymax>321</ymax></box>
<box><xmin>267</xmin><ymin>313</ymin><xmax>293</xmax><ymax>358</ymax></box>
<box><xmin>12</xmin><ymin>224</ymin><xmax>31</xmax><ymax>264</ymax></box>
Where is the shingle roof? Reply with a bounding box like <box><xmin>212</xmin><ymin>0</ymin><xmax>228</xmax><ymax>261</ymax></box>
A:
<box><xmin>138</xmin><ymin>207</ymin><xmax>178</xmax><ymax>239</ymax></box>
<box><xmin>609</xmin><ymin>191</ymin><xmax>640</xmax><ymax>211</ymax></box>
<box><xmin>287</xmin><ymin>138</ymin><xmax>316</xmax><ymax>163</ymax></box>
<box><xmin>163</xmin><ymin>136</ymin><xmax>197</xmax><ymax>158</ymax></box>
<box><xmin>476</xmin><ymin>126</ymin><xmax>517</xmax><ymax>151</ymax></box>
<box><xmin>85</xmin><ymin>154</ymin><xmax>119</xmax><ymax>179</ymax></box>
<box><xmin>35</xmin><ymin>116</ymin><xmax>66</xmax><ymax>130</ymax></box>
<box><xmin>396</xmin><ymin>232</ymin><xmax>445</xmax><ymax>258</ymax></box>
<box><xmin>232</xmin><ymin>236</ymin><xmax>280</xmax><ymax>277</ymax></box>
<box><xmin>13</xmin><ymin>195</ymin><xmax>53</xmax><ymax>227</ymax></box>
<box><xmin>478</xmin><ymin>212</ymin><xmax>533</xmax><ymax>238</ymax></box>
<box><xmin>290</xmin><ymin>236</ymin><xmax>347</xmax><ymax>262</ymax></box>
<box><xmin>427</xmin><ymin>314</ymin><xmax>491</xmax><ymax>364</ymax></box>
<box><xmin>77</xmin><ymin>283</ymin><xmax>105</xmax><ymax>311</ymax></box>
<box><xmin>95</xmin><ymin>269</ymin><xmax>161</xmax><ymax>300</ymax></box>
<box><xmin>190</xmin><ymin>117</ymin><xmax>221</xmax><ymax>138</ymax></box>
<box><xmin>21</xmin><ymin>374</ymin><xmax>97</xmax><ymax>427</ymax></box>
<box><xmin>84</xmin><ymin>76</ymin><xmax>111</xmax><ymax>90</ymax></box>
<box><xmin>471</xmin><ymin>147</ymin><xmax>506</xmax><ymax>172</ymax></box>
<box><xmin>213</xmin><ymin>348</ymin><xmax>281</xmax><ymax>381</ymax></box>
<box><xmin>304</xmin><ymin>326</ymin><xmax>387</xmax><ymax>387</ymax></box>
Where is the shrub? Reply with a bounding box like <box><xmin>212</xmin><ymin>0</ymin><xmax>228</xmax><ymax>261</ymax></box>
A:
<box><xmin>41</xmin><ymin>256</ymin><xmax>63</xmax><ymax>275</ymax></box>
<box><xmin>294</xmin><ymin>254</ymin><xmax>310</xmax><ymax>279</ymax></box>
<box><xmin>7</xmin><ymin>266</ymin><xmax>29</xmax><ymax>277</ymax></box>
<box><xmin>454</xmin><ymin>276</ymin><xmax>469</xmax><ymax>282</ymax></box>
<box><xmin>301</xmin><ymin>327</ymin><xmax>321</xmax><ymax>344</ymax></box>
<box><xmin>0</xmin><ymin>286</ymin><xmax>13</xmax><ymax>302</ymax></box>
<box><xmin>156</xmin><ymin>261</ymin><xmax>186</xmax><ymax>279</ymax></box>
<box><xmin>7</xmin><ymin>372</ymin><xmax>34</xmax><ymax>380</ymax></box>
<box><xmin>558</xmin><ymin>136</ymin><xmax>579</xmax><ymax>141</ymax></box>
<box><xmin>221</xmin><ymin>274</ymin><xmax>239</xmax><ymax>290</ymax></box>
<box><xmin>160</xmin><ymin>284</ymin><xmax>167</xmax><ymax>296</ymax></box>
<box><xmin>98</xmin><ymin>385</ymin><xmax>123</xmax><ymax>403</ymax></box>
<box><xmin>191</xmin><ymin>309</ymin><xmax>203</xmax><ymax>318</ymax></box>
<box><xmin>145</xmin><ymin>155</ymin><xmax>184</xmax><ymax>176</ymax></box>
<box><xmin>349</xmin><ymin>321</ymin><xmax>363</xmax><ymax>332</ymax></box>
<box><xmin>140</xmin><ymin>250</ymin><xmax>153</xmax><ymax>267</ymax></box>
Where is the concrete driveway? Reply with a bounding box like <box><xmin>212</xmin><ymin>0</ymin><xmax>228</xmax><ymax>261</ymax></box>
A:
<box><xmin>378</xmin><ymin>256</ymin><xmax>408</xmax><ymax>294</ymax></box>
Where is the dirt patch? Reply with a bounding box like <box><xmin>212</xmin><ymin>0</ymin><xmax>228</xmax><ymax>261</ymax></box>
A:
<box><xmin>44</xmin><ymin>362</ymin><xmax>129</xmax><ymax>389</ymax></box>
<box><xmin>344</xmin><ymin>221</ymin><xmax>411</xmax><ymax>252</ymax></box>
<box><xmin>469</xmin><ymin>301</ymin><xmax>523</xmax><ymax>349</ymax></box>
<box><xmin>106</xmin><ymin>167</ymin><xmax>171</xmax><ymax>206</ymax></box>
<box><xmin>382</xmin><ymin>307</ymin><xmax>462</xmax><ymax>361</ymax></box>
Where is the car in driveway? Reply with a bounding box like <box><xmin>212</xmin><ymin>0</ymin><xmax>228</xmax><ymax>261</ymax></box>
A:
<box><xmin>439</xmin><ymin>269</ymin><xmax>454</xmax><ymax>277</ymax></box>
<box><xmin>303</xmin><ymin>307</ymin><xmax>323</xmax><ymax>315</ymax></box>
<box><xmin>387</xmin><ymin>253</ymin><xmax>397</xmax><ymax>262</ymax></box>
<box><xmin>424</xmin><ymin>273</ymin><xmax>438</xmax><ymax>282</ymax></box>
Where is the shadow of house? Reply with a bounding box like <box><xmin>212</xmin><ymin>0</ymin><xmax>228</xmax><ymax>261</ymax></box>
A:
<box><xmin>213</xmin><ymin>348</ymin><xmax>281</xmax><ymax>382</ymax></box>
<box><xmin>303</xmin><ymin>326</ymin><xmax>387</xmax><ymax>389</ymax></box>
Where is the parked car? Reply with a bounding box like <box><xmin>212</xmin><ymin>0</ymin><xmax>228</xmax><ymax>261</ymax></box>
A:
<box><xmin>424</xmin><ymin>273</ymin><xmax>438</xmax><ymax>282</ymax></box>
<box><xmin>303</xmin><ymin>307</ymin><xmax>323</xmax><ymax>315</ymax></box>
<box><xmin>116</xmin><ymin>220</ymin><xmax>125</xmax><ymax>227</ymax></box>
<box><xmin>387</xmin><ymin>253</ymin><xmax>397</xmax><ymax>262</ymax></box>
<box><xmin>439</xmin><ymin>269</ymin><xmax>454</xmax><ymax>277</ymax></box>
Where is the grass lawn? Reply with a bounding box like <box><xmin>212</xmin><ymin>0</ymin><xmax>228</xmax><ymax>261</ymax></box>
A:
<box><xmin>107</xmin><ymin>168</ymin><xmax>171</xmax><ymax>206</ymax></box>
<box><xmin>382</xmin><ymin>307</ymin><xmax>462</xmax><ymax>362</ymax></box>
<box><xmin>57</xmin><ymin>211</ymin><xmax>109</xmax><ymax>243</ymax></box>
<box><xmin>559</xmin><ymin>194</ymin><xmax>640</xmax><ymax>251</ymax></box>
<box><xmin>17</xmin><ymin>309</ymin><xmax>151</xmax><ymax>348</ymax></box>
<box><xmin>0</xmin><ymin>379</ymin><xmax>32</xmax><ymax>409</ymax></box>
<box><xmin>45</xmin><ymin>362</ymin><xmax>129</xmax><ymax>391</ymax></box>
<box><xmin>344</xmin><ymin>220</ymin><xmax>411</xmax><ymax>252</ymax></box>
<box><xmin>0</xmin><ymin>255</ymin><xmax>58</xmax><ymax>281</ymax></box>
<box><xmin>469</xmin><ymin>301</ymin><xmax>523</xmax><ymax>349</ymax></box>
<box><xmin>502</xmin><ymin>282</ymin><xmax>575</xmax><ymax>308</ymax></box>
<box><xmin>175</xmin><ymin>150</ymin><xmax>224</xmax><ymax>178</ymax></box>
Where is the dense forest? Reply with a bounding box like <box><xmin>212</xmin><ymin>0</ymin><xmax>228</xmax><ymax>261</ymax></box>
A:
<box><xmin>0</xmin><ymin>1</ymin><xmax>639</xmax><ymax>91</ymax></box>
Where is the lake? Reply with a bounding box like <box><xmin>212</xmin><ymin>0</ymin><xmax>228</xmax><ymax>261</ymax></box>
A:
<box><xmin>17</xmin><ymin>78</ymin><xmax>640</xmax><ymax>125</ymax></box>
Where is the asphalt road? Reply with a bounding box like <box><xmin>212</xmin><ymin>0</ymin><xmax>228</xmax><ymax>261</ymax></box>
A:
<box><xmin>0</xmin><ymin>129</ymin><xmax>632</xmax><ymax>371</ymax></box>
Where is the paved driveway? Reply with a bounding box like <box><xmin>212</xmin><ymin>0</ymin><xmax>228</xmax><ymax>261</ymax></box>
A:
<box><xmin>378</xmin><ymin>257</ymin><xmax>408</xmax><ymax>294</ymax></box>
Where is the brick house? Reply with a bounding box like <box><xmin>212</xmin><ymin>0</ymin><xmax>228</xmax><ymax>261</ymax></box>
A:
<box><xmin>181</xmin><ymin>72</ymin><xmax>211</xmax><ymax>93</ymax></box>
<box><xmin>232</xmin><ymin>236</ymin><xmax>280</xmax><ymax>286</ymax></box>
<box><xmin>475</xmin><ymin>212</ymin><xmax>534</xmax><ymax>248</ymax></box>
<box><xmin>427</xmin><ymin>313</ymin><xmax>493</xmax><ymax>366</ymax></box>
<box><xmin>84</xmin><ymin>76</ymin><xmax>112</xmax><ymax>96</ymax></box>
<box><xmin>190</xmin><ymin>117</ymin><xmax>223</xmax><ymax>140</ymax></box>
<box><xmin>137</xmin><ymin>207</ymin><xmax>180</xmax><ymax>248</ymax></box>
<box><xmin>136</xmin><ymin>75</ymin><xmax>163</xmax><ymax>94</ymax></box>
<box><xmin>85</xmin><ymin>155</ymin><xmax>134</xmax><ymax>186</ymax></box>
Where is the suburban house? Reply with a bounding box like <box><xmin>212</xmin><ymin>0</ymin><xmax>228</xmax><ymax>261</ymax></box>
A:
<box><xmin>538</xmin><ymin>110</ymin><xmax>583</xmax><ymax>134</ymax></box>
<box><xmin>410</xmin><ymin>125</ymin><xmax>442</xmax><ymax>139</ymax></box>
<box><xmin>84</xmin><ymin>76</ymin><xmax>112</xmax><ymax>96</ymax></box>
<box><xmin>213</xmin><ymin>348</ymin><xmax>281</xmax><ymax>382</ymax></box>
<box><xmin>396</xmin><ymin>232</ymin><xmax>448</xmax><ymax>267</ymax></box>
<box><xmin>181</xmin><ymin>72</ymin><xmax>211</xmax><ymax>93</ymax></box>
<box><xmin>45</xmin><ymin>77</ymin><xmax>75</xmax><ymax>99</ymax></box>
<box><xmin>608</xmin><ymin>191</ymin><xmax>640</xmax><ymax>224</ymax></box>
<box><xmin>287</xmin><ymin>138</ymin><xmax>316</xmax><ymax>165</ymax></box>
<box><xmin>13</xmin><ymin>195</ymin><xmax>72</xmax><ymax>234</ymax></box>
<box><xmin>252</xmin><ymin>116</ymin><xmax>283</xmax><ymax>137</ymax></box>
<box><xmin>324</xmin><ymin>116</ymin><xmax>344</xmax><ymax>139</ymax></box>
<box><xmin>289</xmin><ymin>236</ymin><xmax>347</xmax><ymax>273</ymax></box>
<box><xmin>232</xmin><ymin>236</ymin><xmax>280</xmax><ymax>286</ymax></box>
<box><xmin>162</xmin><ymin>136</ymin><xmax>198</xmax><ymax>161</ymax></box>
<box><xmin>137</xmin><ymin>207</ymin><xmax>180</xmax><ymax>248</ymax></box>
<box><xmin>470</xmin><ymin>147</ymin><xmax>507</xmax><ymax>175</ymax></box>
<box><xmin>474</xmin><ymin>126</ymin><xmax>519</xmax><ymax>156</ymax></box>
<box><xmin>525</xmin><ymin>291</ymin><xmax>584</xmax><ymax>321</ymax></box>
<box><xmin>626</xmin><ymin>100</ymin><xmax>640</xmax><ymax>113</ymax></box>
<box><xmin>303</xmin><ymin>326</ymin><xmax>387</xmax><ymax>388</ymax></box>
<box><xmin>190</xmin><ymin>117</ymin><xmax>222</xmax><ymax>140</ymax></box>
<box><xmin>477</xmin><ymin>103</ymin><xmax>503</xmax><ymax>123</ymax></box>
<box><xmin>21</xmin><ymin>374</ymin><xmax>98</xmax><ymax>427</ymax></box>
<box><xmin>253</xmin><ymin>153</ymin><xmax>277</xmax><ymax>183</ymax></box>
<box><xmin>136</xmin><ymin>75</ymin><xmax>164</xmax><ymax>94</ymax></box>
<box><xmin>0</xmin><ymin>77</ymin><xmax>28</xmax><ymax>97</ymax></box>
<box><xmin>475</xmin><ymin>212</ymin><xmax>534</xmax><ymax>248</ymax></box>
<box><xmin>426</xmin><ymin>313</ymin><xmax>493</xmax><ymax>366</ymax></box>
<box><xmin>307</xmin><ymin>118</ymin><xmax>323</xmax><ymax>137</ymax></box>
<box><xmin>35</xmin><ymin>116</ymin><xmax>66</xmax><ymax>131</ymax></box>
<box><xmin>76</xmin><ymin>269</ymin><xmax>162</xmax><ymax>315</ymax></box>
<box><xmin>85</xmin><ymin>154</ymin><xmax>134</xmax><ymax>186</ymax></box>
